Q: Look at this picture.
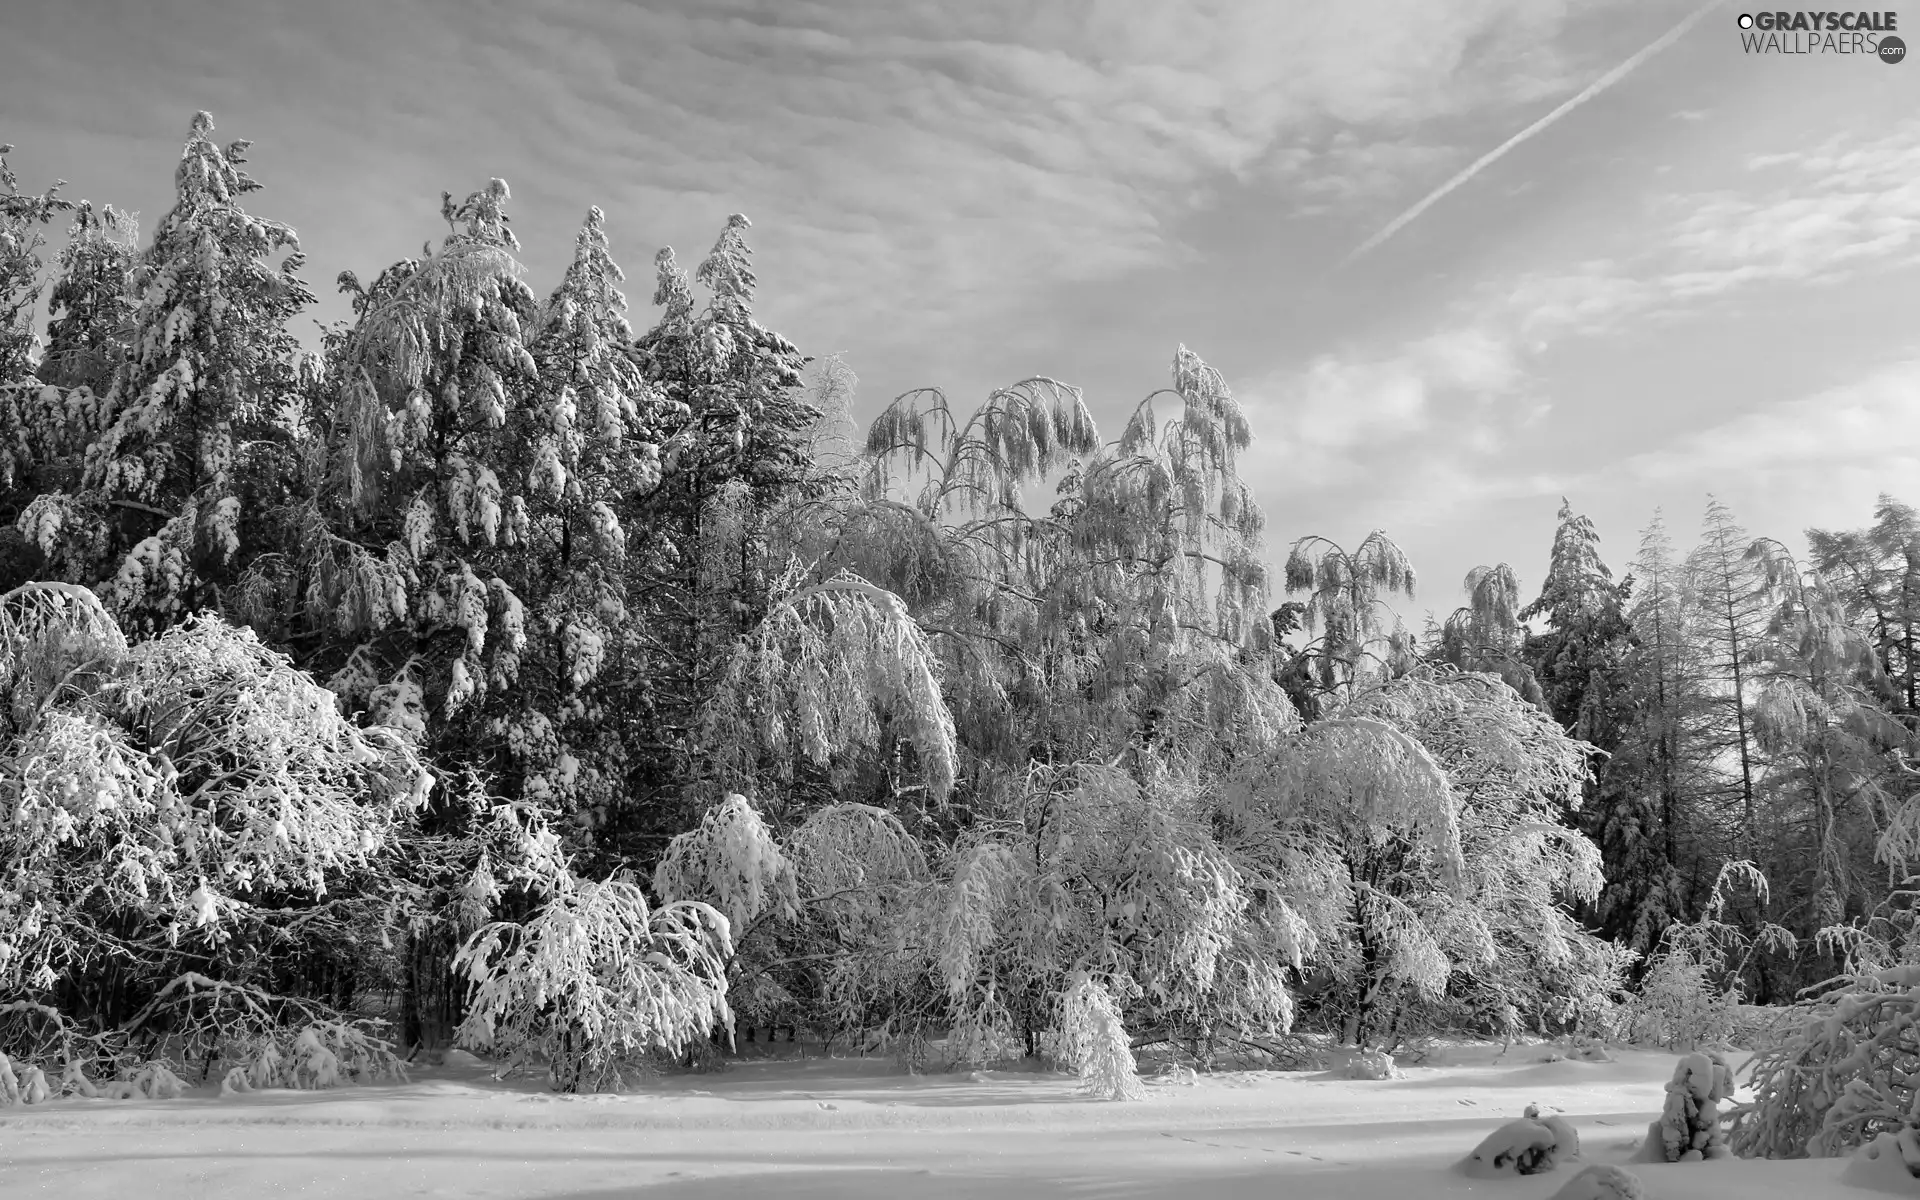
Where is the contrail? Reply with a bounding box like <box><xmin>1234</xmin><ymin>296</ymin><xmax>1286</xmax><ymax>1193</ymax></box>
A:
<box><xmin>1341</xmin><ymin>0</ymin><xmax>1722</xmax><ymax>266</ymax></box>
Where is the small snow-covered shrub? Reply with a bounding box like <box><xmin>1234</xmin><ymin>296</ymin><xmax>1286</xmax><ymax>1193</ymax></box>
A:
<box><xmin>103</xmin><ymin>1061</ymin><xmax>186</xmax><ymax>1100</ymax></box>
<box><xmin>1347</xmin><ymin>1047</ymin><xmax>1399</xmax><ymax>1080</ymax></box>
<box><xmin>114</xmin><ymin>975</ymin><xmax>407</xmax><ymax>1093</ymax></box>
<box><xmin>1842</xmin><ymin>1129</ymin><xmax>1920</xmax><ymax>1193</ymax></box>
<box><xmin>1638</xmin><ymin>1050</ymin><xmax>1734</xmax><ymax>1162</ymax></box>
<box><xmin>1730</xmin><ymin>965</ymin><xmax>1920</xmax><ymax>1160</ymax></box>
<box><xmin>455</xmin><ymin>874</ymin><xmax>735</xmax><ymax>1093</ymax></box>
<box><xmin>1527</xmin><ymin>1103</ymin><xmax>1582</xmax><ymax>1159</ymax></box>
<box><xmin>1626</xmin><ymin>863</ymin><xmax>1792</xmax><ymax>1051</ymax></box>
<box><xmin>1461</xmin><ymin>1115</ymin><xmax>1574</xmax><ymax>1177</ymax></box>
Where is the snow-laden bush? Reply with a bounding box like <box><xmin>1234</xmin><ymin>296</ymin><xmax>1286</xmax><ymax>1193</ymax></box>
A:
<box><xmin>1841</xmin><ymin>1128</ymin><xmax>1920</xmax><ymax>1193</ymax></box>
<box><xmin>1730</xmin><ymin>964</ymin><xmax>1920</xmax><ymax>1160</ymax></box>
<box><xmin>0</xmin><ymin>583</ymin><xmax>429</xmax><ymax>1094</ymax></box>
<box><xmin>1638</xmin><ymin>1050</ymin><xmax>1734</xmax><ymax>1162</ymax></box>
<box><xmin>455</xmin><ymin>871</ymin><xmax>735</xmax><ymax>1093</ymax></box>
<box><xmin>1461</xmin><ymin>1114</ymin><xmax>1576</xmax><ymax>1177</ymax></box>
<box><xmin>117</xmin><ymin>974</ymin><xmax>406</xmax><ymax>1094</ymax></box>
<box><xmin>1625</xmin><ymin>862</ymin><xmax>1793</xmax><ymax>1050</ymax></box>
<box><xmin>1347</xmin><ymin>1048</ymin><xmax>1399</xmax><ymax>1080</ymax></box>
<box><xmin>1057</xmin><ymin>974</ymin><xmax>1144</xmax><ymax>1100</ymax></box>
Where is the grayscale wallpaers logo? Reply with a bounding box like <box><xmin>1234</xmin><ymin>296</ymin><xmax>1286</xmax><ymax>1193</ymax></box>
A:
<box><xmin>1737</xmin><ymin>11</ymin><xmax>1904</xmax><ymax>58</ymax></box>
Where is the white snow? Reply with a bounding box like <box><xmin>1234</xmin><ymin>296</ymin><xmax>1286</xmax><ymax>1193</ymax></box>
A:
<box><xmin>0</xmin><ymin>1042</ymin><xmax>1876</xmax><ymax>1199</ymax></box>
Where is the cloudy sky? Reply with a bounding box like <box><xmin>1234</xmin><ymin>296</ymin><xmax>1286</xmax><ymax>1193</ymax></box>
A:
<box><xmin>3</xmin><ymin>0</ymin><xmax>1916</xmax><ymax>623</ymax></box>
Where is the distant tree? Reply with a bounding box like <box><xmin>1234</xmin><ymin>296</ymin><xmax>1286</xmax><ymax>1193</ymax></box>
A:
<box><xmin>1282</xmin><ymin>530</ymin><xmax>1417</xmax><ymax>714</ymax></box>
<box><xmin>1598</xmin><ymin>511</ymin><xmax>1710</xmax><ymax>951</ymax></box>
<box><xmin>1431</xmin><ymin>562</ymin><xmax>1544</xmax><ymax>707</ymax></box>
<box><xmin>1746</xmin><ymin>537</ymin><xmax>1909</xmax><ymax>946</ymax></box>
<box><xmin>1808</xmin><ymin>494</ymin><xmax>1920</xmax><ymax>726</ymax></box>
<box><xmin>0</xmin><ymin>144</ymin><xmax>71</xmax><ymax>386</ymax></box>
<box><xmin>1686</xmin><ymin>497</ymin><xmax>1771</xmax><ymax>857</ymax></box>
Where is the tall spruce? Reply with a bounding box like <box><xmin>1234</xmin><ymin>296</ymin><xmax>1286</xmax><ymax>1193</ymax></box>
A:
<box><xmin>18</xmin><ymin>113</ymin><xmax>313</xmax><ymax>632</ymax></box>
<box><xmin>1518</xmin><ymin>501</ymin><xmax>1671</xmax><ymax>951</ymax></box>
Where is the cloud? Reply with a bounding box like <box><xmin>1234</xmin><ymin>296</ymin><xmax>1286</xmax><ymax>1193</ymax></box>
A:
<box><xmin>1342</xmin><ymin>0</ymin><xmax>1720</xmax><ymax>263</ymax></box>
<box><xmin>1226</xmin><ymin>113</ymin><xmax>1920</xmax><ymax>557</ymax></box>
<box><xmin>0</xmin><ymin>0</ymin><xmax>1646</xmax><ymax>377</ymax></box>
<box><xmin>1237</xmin><ymin>323</ymin><xmax>1534</xmax><ymax>494</ymax></box>
<box><xmin>1655</xmin><ymin>125</ymin><xmax>1920</xmax><ymax>298</ymax></box>
<box><xmin>1610</xmin><ymin>357</ymin><xmax>1920</xmax><ymax>489</ymax></box>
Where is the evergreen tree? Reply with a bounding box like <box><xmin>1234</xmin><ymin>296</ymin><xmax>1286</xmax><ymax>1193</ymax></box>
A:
<box><xmin>616</xmin><ymin>216</ymin><xmax>824</xmax><ymax>840</ymax></box>
<box><xmin>1808</xmin><ymin>494</ymin><xmax>1920</xmax><ymax>726</ymax></box>
<box><xmin>1746</xmin><ymin>538</ymin><xmax>1909</xmax><ymax>950</ymax></box>
<box><xmin>1517</xmin><ymin>501</ymin><xmax>1671</xmax><ymax>951</ymax></box>
<box><xmin>35</xmin><ymin>201</ymin><xmax>140</xmax><ymax>398</ymax></box>
<box><xmin>0</xmin><ymin>144</ymin><xmax>71</xmax><ymax>386</ymax></box>
<box><xmin>18</xmin><ymin>113</ymin><xmax>313</xmax><ymax>631</ymax></box>
<box><xmin>1602</xmin><ymin>512</ymin><xmax>1712</xmax><ymax>949</ymax></box>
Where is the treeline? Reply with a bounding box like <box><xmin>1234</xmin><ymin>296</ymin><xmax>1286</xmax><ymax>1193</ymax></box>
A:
<box><xmin>0</xmin><ymin>115</ymin><xmax>1912</xmax><ymax>1096</ymax></box>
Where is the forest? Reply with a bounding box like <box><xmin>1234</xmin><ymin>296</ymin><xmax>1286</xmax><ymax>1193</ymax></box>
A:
<box><xmin>2</xmin><ymin>112</ymin><xmax>1919</xmax><ymax>1141</ymax></box>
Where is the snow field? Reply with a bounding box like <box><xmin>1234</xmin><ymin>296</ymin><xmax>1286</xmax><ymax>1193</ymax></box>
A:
<box><xmin>0</xmin><ymin>1043</ymin><xmax>1872</xmax><ymax>1199</ymax></box>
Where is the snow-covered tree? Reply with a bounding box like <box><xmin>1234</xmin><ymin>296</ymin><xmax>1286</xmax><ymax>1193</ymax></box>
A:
<box><xmin>0</xmin><ymin>144</ymin><xmax>71</xmax><ymax>386</ymax></box>
<box><xmin>0</xmin><ymin>581</ymin><xmax>426</xmax><ymax>1086</ymax></box>
<box><xmin>1227</xmin><ymin>667</ymin><xmax>1617</xmax><ymax>1047</ymax></box>
<box><xmin>1282</xmin><ymin>531</ymin><xmax>1418</xmax><ymax>714</ymax></box>
<box><xmin>1432</xmin><ymin>563</ymin><xmax>1543</xmax><ymax>707</ymax></box>
<box><xmin>19</xmin><ymin>113</ymin><xmax>314</xmax><ymax>631</ymax></box>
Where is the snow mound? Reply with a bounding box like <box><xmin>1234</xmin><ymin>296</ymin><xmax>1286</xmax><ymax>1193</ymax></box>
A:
<box><xmin>1346</xmin><ymin>1049</ymin><xmax>1398</xmax><ymax>1080</ymax></box>
<box><xmin>1461</xmin><ymin>1116</ymin><xmax>1574</xmax><ymax>1178</ymax></box>
<box><xmin>1526</xmin><ymin>1103</ymin><xmax>1582</xmax><ymax>1160</ymax></box>
<box><xmin>1843</xmin><ymin>1129</ymin><xmax>1920</xmax><ymax>1195</ymax></box>
<box><xmin>1548</xmin><ymin>1163</ymin><xmax>1648</xmax><ymax>1200</ymax></box>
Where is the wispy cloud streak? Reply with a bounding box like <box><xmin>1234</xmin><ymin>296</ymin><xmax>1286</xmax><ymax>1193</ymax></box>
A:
<box><xmin>1341</xmin><ymin>0</ymin><xmax>1721</xmax><ymax>264</ymax></box>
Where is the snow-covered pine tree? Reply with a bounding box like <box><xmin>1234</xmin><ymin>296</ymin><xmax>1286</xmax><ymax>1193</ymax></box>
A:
<box><xmin>299</xmin><ymin>184</ymin><xmax>680</xmax><ymax>1052</ymax></box>
<box><xmin>1604</xmin><ymin>511</ymin><xmax>1719</xmax><ymax>947</ymax></box>
<box><xmin>0</xmin><ymin>147</ymin><xmax>77</xmax><ymax>590</ymax></box>
<box><xmin>1809</xmin><ymin>495</ymin><xmax>1920</xmax><ymax>724</ymax></box>
<box><xmin>1745</xmin><ymin>538</ymin><xmax>1909</xmax><ymax>966</ymax></box>
<box><xmin>614</xmin><ymin>215</ymin><xmax>826</xmax><ymax>841</ymax></box>
<box><xmin>35</xmin><ymin>201</ymin><xmax>140</xmax><ymax>399</ymax></box>
<box><xmin>1520</xmin><ymin>502</ymin><xmax>1676</xmax><ymax>954</ymax></box>
<box><xmin>18</xmin><ymin>114</ymin><xmax>314</xmax><ymax>633</ymax></box>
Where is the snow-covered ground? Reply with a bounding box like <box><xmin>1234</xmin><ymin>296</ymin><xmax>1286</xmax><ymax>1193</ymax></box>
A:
<box><xmin>0</xmin><ymin>1044</ymin><xmax>1861</xmax><ymax>1198</ymax></box>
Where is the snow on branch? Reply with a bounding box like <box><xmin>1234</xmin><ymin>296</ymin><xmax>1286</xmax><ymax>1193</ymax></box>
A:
<box><xmin>455</xmin><ymin>877</ymin><xmax>734</xmax><ymax>1092</ymax></box>
<box><xmin>705</xmin><ymin>569</ymin><xmax>957</xmax><ymax>800</ymax></box>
